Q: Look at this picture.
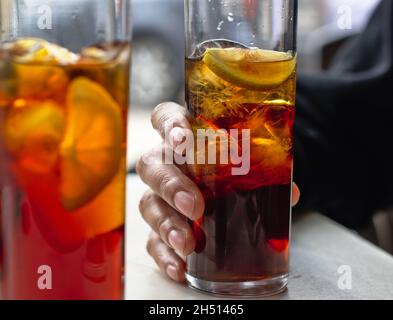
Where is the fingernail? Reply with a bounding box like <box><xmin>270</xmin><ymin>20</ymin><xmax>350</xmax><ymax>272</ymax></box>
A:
<box><xmin>168</xmin><ymin>229</ymin><xmax>186</xmax><ymax>255</ymax></box>
<box><xmin>166</xmin><ymin>265</ymin><xmax>179</xmax><ymax>281</ymax></box>
<box><xmin>174</xmin><ymin>191</ymin><xmax>195</xmax><ymax>218</ymax></box>
<box><xmin>169</xmin><ymin>127</ymin><xmax>186</xmax><ymax>148</ymax></box>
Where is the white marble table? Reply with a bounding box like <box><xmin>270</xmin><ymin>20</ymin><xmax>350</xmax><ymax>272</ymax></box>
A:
<box><xmin>125</xmin><ymin>175</ymin><xmax>393</xmax><ymax>300</ymax></box>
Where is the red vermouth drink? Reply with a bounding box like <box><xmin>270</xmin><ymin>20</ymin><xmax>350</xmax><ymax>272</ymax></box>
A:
<box><xmin>0</xmin><ymin>38</ymin><xmax>130</xmax><ymax>300</ymax></box>
<box><xmin>185</xmin><ymin>40</ymin><xmax>296</xmax><ymax>296</ymax></box>
<box><xmin>0</xmin><ymin>0</ymin><xmax>132</xmax><ymax>300</ymax></box>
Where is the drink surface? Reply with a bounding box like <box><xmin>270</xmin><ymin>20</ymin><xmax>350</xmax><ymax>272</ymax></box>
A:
<box><xmin>185</xmin><ymin>41</ymin><xmax>296</xmax><ymax>283</ymax></box>
<box><xmin>0</xmin><ymin>38</ymin><xmax>130</xmax><ymax>299</ymax></box>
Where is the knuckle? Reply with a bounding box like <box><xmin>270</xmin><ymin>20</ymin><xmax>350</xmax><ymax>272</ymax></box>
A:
<box><xmin>136</xmin><ymin>147</ymin><xmax>164</xmax><ymax>177</ymax></box>
<box><xmin>138</xmin><ymin>191</ymin><xmax>154</xmax><ymax>217</ymax></box>
<box><xmin>172</xmin><ymin>260</ymin><xmax>184</xmax><ymax>271</ymax></box>
<box><xmin>159</xmin><ymin>175</ymin><xmax>183</xmax><ymax>201</ymax></box>
<box><xmin>157</xmin><ymin>216</ymin><xmax>177</xmax><ymax>241</ymax></box>
<box><xmin>146</xmin><ymin>236</ymin><xmax>155</xmax><ymax>256</ymax></box>
<box><xmin>151</xmin><ymin>102</ymin><xmax>170</xmax><ymax>131</ymax></box>
<box><xmin>152</xmin><ymin>167</ymin><xmax>170</xmax><ymax>187</ymax></box>
<box><xmin>135</xmin><ymin>155</ymin><xmax>146</xmax><ymax>177</ymax></box>
<box><xmin>152</xmin><ymin>102</ymin><xmax>187</xmax><ymax>134</ymax></box>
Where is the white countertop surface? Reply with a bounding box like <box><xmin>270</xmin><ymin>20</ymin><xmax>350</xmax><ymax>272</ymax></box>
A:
<box><xmin>125</xmin><ymin>175</ymin><xmax>393</xmax><ymax>300</ymax></box>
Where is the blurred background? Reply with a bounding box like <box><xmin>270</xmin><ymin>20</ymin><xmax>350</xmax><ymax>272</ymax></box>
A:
<box><xmin>128</xmin><ymin>0</ymin><xmax>381</xmax><ymax>167</ymax></box>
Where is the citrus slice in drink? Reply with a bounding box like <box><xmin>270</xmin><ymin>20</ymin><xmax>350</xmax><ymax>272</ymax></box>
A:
<box><xmin>71</xmin><ymin>160</ymin><xmax>126</xmax><ymax>238</ymax></box>
<box><xmin>60</xmin><ymin>77</ymin><xmax>123</xmax><ymax>211</ymax></box>
<box><xmin>203</xmin><ymin>48</ymin><xmax>296</xmax><ymax>90</ymax></box>
<box><xmin>4</xmin><ymin>101</ymin><xmax>65</xmax><ymax>173</ymax></box>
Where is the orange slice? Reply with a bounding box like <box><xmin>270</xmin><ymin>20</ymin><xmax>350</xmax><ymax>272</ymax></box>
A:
<box><xmin>4</xmin><ymin>101</ymin><xmax>65</xmax><ymax>173</ymax></box>
<box><xmin>71</xmin><ymin>159</ymin><xmax>126</xmax><ymax>238</ymax></box>
<box><xmin>203</xmin><ymin>48</ymin><xmax>296</xmax><ymax>90</ymax></box>
<box><xmin>60</xmin><ymin>77</ymin><xmax>123</xmax><ymax>211</ymax></box>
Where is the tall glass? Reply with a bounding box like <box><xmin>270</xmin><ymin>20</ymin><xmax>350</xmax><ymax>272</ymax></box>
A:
<box><xmin>184</xmin><ymin>0</ymin><xmax>297</xmax><ymax>296</ymax></box>
<box><xmin>0</xmin><ymin>0</ymin><xmax>132</xmax><ymax>300</ymax></box>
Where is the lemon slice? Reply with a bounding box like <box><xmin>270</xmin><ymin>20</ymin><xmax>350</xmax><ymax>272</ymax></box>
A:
<box><xmin>203</xmin><ymin>48</ymin><xmax>296</xmax><ymax>90</ymax></box>
<box><xmin>60</xmin><ymin>77</ymin><xmax>123</xmax><ymax>211</ymax></box>
<box><xmin>4</xmin><ymin>101</ymin><xmax>65</xmax><ymax>172</ymax></box>
<box><xmin>7</xmin><ymin>38</ymin><xmax>79</xmax><ymax>65</ymax></box>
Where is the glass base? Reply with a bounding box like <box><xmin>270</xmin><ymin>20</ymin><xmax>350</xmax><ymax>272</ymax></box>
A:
<box><xmin>185</xmin><ymin>274</ymin><xmax>288</xmax><ymax>297</ymax></box>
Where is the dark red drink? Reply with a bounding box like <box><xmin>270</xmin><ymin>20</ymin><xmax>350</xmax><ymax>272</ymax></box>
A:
<box><xmin>0</xmin><ymin>39</ymin><xmax>129</xmax><ymax>300</ymax></box>
<box><xmin>185</xmin><ymin>44</ymin><xmax>296</xmax><ymax>295</ymax></box>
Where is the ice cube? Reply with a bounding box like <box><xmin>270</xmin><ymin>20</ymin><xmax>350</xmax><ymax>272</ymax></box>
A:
<box><xmin>80</xmin><ymin>42</ymin><xmax>125</xmax><ymax>62</ymax></box>
<box><xmin>263</xmin><ymin>105</ymin><xmax>294</xmax><ymax>152</ymax></box>
<box><xmin>2</xmin><ymin>38</ymin><xmax>44</xmax><ymax>57</ymax></box>
<box><xmin>3</xmin><ymin>38</ymin><xmax>79</xmax><ymax>65</ymax></box>
<box><xmin>190</xmin><ymin>39</ymin><xmax>250</xmax><ymax>59</ymax></box>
